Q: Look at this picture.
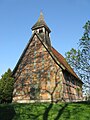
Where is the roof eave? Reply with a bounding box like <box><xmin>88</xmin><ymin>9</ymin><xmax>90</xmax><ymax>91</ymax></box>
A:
<box><xmin>31</xmin><ymin>25</ymin><xmax>51</xmax><ymax>33</ymax></box>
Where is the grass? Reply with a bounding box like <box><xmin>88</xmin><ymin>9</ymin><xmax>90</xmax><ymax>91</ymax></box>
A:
<box><xmin>0</xmin><ymin>101</ymin><xmax>90</xmax><ymax>120</ymax></box>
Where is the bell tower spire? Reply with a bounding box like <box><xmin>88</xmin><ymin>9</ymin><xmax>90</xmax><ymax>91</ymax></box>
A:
<box><xmin>31</xmin><ymin>12</ymin><xmax>51</xmax><ymax>47</ymax></box>
<box><xmin>31</xmin><ymin>12</ymin><xmax>51</xmax><ymax>34</ymax></box>
<box><xmin>38</xmin><ymin>11</ymin><xmax>44</xmax><ymax>21</ymax></box>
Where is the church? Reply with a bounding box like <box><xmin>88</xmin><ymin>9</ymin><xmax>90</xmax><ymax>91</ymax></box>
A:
<box><xmin>12</xmin><ymin>13</ymin><xmax>83</xmax><ymax>103</ymax></box>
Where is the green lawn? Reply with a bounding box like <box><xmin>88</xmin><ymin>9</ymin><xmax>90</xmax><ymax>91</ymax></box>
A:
<box><xmin>0</xmin><ymin>101</ymin><xmax>90</xmax><ymax>120</ymax></box>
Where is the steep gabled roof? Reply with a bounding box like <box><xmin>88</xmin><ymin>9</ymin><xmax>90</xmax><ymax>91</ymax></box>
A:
<box><xmin>51</xmin><ymin>47</ymin><xmax>81</xmax><ymax>81</ymax></box>
<box><xmin>12</xmin><ymin>32</ymin><xmax>83</xmax><ymax>83</ymax></box>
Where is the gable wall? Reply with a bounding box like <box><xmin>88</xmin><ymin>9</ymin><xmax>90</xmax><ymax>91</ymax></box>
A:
<box><xmin>13</xmin><ymin>35</ymin><xmax>64</xmax><ymax>102</ymax></box>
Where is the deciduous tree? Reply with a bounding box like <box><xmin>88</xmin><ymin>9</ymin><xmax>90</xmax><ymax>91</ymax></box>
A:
<box><xmin>65</xmin><ymin>21</ymin><xmax>90</xmax><ymax>96</ymax></box>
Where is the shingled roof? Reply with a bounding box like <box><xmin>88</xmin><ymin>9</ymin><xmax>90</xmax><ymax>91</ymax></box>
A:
<box><xmin>51</xmin><ymin>47</ymin><xmax>82</xmax><ymax>82</ymax></box>
<box><xmin>31</xmin><ymin>12</ymin><xmax>51</xmax><ymax>33</ymax></box>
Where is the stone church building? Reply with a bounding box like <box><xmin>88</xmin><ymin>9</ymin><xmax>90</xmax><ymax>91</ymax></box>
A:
<box><xmin>12</xmin><ymin>13</ymin><xmax>83</xmax><ymax>103</ymax></box>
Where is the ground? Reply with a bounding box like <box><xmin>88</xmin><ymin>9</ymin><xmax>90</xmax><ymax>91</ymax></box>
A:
<box><xmin>0</xmin><ymin>101</ymin><xmax>90</xmax><ymax>120</ymax></box>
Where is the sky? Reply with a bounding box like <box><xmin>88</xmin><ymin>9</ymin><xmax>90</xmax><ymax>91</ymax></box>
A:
<box><xmin>0</xmin><ymin>0</ymin><xmax>90</xmax><ymax>77</ymax></box>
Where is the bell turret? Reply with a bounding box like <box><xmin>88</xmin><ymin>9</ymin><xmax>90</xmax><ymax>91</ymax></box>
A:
<box><xmin>31</xmin><ymin>12</ymin><xmax>51</xmax><ymax>47</ymax></box>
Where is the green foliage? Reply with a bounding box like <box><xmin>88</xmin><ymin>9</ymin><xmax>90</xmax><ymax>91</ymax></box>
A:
<box><xmin>0</xmin><ymin>102</ymin><xmax>90</xmax><ymax>120</ymax></box>
<box><xmin>79</xmin><ymin>21</ymin><xmax>90</xmax><ymax>83</ymax></box>
<box><xmin>0</xmin><ymin>69</ymin><xmax>14</xmax><ymax>103</ymax></box>
<box><xmin>65</xmin><ymin>21</ymin><xmax>90</xmax><ymax>95</ymax></box>
<box><xmin>65</xmin><ymin>48</ymin><xmax>81</xmax><ymax>74</ymax></box>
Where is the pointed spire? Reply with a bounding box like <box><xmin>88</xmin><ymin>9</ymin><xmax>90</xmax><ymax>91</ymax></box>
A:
<box><xmin>31</xmin><ymin>12</ymin><xmax>51</xmax><ymax>33</ymax></box>
<box><xmin>38</xmin><ymin>11</ymin><xmax>44</xmax><ymax>21</ymax></box>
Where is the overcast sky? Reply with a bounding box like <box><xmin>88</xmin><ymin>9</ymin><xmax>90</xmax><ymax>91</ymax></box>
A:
<box><xmin>0</xmin><ymin>0</ymin><xmax>90</xmax><ymax>77</ymax></box>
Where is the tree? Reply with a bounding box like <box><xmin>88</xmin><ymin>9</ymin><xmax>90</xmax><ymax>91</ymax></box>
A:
<box><xmin>0</xmin><ymin>69</ymin><xmax>14</xmax><ymax>103</ymax></box>
<box><xmin>65</xmin><ymin>21</ymin><xmax>90</xmax><ymax>96</ymax></box>
<box><xmin>65</xmin><ymin>48</ymin><xmax>81</xmax><ymax>76</ymax></box>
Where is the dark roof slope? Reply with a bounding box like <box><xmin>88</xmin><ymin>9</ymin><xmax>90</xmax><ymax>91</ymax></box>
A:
<box><xmin>51</xmin><ymin>47</ymin><xmax>83</xmax><ymax>83</ymax></box>
<box><xmin>31</xmin><ymin>12</ymin><xmax>51</xmax><ymax>32</ymax></box>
